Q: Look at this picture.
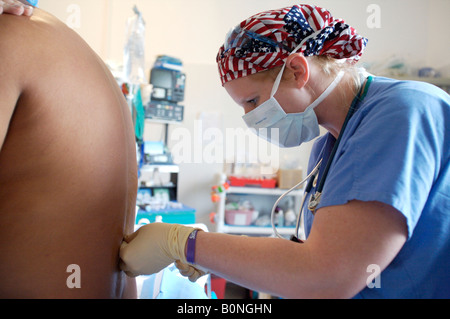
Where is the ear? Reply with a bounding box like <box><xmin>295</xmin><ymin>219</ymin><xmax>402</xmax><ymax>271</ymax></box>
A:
<box><xmin>285</xmin><ymin>54</ymin><xmax>309</xmax><ymax>89</ymax></box>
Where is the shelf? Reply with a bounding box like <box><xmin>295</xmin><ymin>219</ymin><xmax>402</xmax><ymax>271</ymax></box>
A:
<box><xmin>226</xmin><ymin>186</ymin><xmax>303</xmax><ymax>196</ymax></box>
<box><xmin>221</xmin><ymin>225</ymin><xmax>296</xmax><ymax>236</ymax></box>
<box><xmin>139</xmin><ymin>164</ymin><xmax>180</xmax><ymax>202</ymax></box>
<box><xmin>140</xmin><ymin>164</ymin><xmax>179</xmax><ymax>173</ymax></box>
<box><xmin>144</xmin><ymin>118</ymin><xmax>183</xmax><ymax>125</ymax></box>
<box><xmin>216</xmin><ymin>185</ymin><xmax>304</xmax><ymax>236</ymax></box>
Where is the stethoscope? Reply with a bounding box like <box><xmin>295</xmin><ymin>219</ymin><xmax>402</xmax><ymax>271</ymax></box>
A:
<box><xmin>271</xmin><ymin>75</ymin><xmax>373</xmax><ymax>242</ymax></box>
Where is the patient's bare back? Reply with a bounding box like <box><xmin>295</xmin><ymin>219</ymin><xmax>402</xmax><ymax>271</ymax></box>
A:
<box><xmin>0</xmin><ymin>9</ymin><xmax>137</xmax><ymax>298</ymax></box>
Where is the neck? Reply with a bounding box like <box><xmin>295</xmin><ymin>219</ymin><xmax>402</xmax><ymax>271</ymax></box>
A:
<box><xmin>314</xmin><ymin>72</ymin><xmax>357</xmax><ymax>139</ymax></box>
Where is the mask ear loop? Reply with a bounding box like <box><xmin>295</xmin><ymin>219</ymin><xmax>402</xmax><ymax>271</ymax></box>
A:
<box><xmin>270</xmin><ymin>30</ymin><xmax>323</xmax><ymax>97</ymax></box>
<box><xmin>307</xmin><ymin>70</ymin><xmax>345</xmax><ymax>110</ymax></box>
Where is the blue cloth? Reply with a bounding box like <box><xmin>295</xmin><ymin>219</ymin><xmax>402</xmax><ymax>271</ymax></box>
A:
<box><xmin>303</xmin><ymin>76</ymin><xmax>450</xmax><ymax>298</ymax></box>
<box><xmin>26</xmin><ymin>0</ymin><xmax>38</xmax><ymax>6</ymax></box>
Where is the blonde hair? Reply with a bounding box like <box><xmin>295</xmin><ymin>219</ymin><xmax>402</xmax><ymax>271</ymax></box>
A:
<box><xmin>256</xmin><ymin>55</ymin><xmax>362</xmax><ymax>110</ymax></box>
<box><xmin>313</xmin><ymin>55</ymin><xmax>362</xmax><ymax>100</ymax></box>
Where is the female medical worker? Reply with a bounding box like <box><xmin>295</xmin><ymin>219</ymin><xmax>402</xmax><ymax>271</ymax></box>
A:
<box><xmin>120</xmin><ymin>4</ymin><xmax>450</xmax><ymax>299</ymax></box>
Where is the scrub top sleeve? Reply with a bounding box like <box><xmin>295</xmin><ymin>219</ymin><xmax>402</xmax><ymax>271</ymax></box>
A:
<box><xmin>317</xmin><ymin>82</ymin><xmax>447</xmax><ymax>239</ymax></box>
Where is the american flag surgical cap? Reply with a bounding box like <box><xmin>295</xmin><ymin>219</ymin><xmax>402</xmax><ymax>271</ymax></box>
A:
<box><xmin>217</xmin><ymin>4</ymin><xmax>368</xmax><ymax>86</ymax></box>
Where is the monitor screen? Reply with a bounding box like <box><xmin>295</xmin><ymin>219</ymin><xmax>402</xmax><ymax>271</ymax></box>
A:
<box><xmin>150</xmin><ymin>69</ymin><xmax>172</xmax><ymax>89</ymax></box>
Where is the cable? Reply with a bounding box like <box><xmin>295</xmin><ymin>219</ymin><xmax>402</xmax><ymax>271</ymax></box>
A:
<box><xmin>271</xmin><ymin>159</ymin><xmax>322</xmax><ymax>239</ymax></box>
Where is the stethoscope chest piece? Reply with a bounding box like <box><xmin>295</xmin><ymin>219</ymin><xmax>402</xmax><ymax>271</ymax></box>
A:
<box><xmin>308</xmin><ymin>192</ymin><xmax>322</xmax><ymax>213</ymax></box>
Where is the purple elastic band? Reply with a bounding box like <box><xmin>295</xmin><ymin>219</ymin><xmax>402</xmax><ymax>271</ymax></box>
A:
<box><xmin>186</xmin><ymin>229</ymin><xmax>199</xmax><ymax>264</ymax></box>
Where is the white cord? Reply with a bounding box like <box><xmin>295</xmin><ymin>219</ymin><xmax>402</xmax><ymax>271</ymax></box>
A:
<box><xmin>271</xmin><ymin>159</ymin><xmax>322</xmax><ymax>239</ymax></box>
<box><xmin>295</xmin><ymin>192</ymin><xmax>308</xmax><ymax>240</ymax></box>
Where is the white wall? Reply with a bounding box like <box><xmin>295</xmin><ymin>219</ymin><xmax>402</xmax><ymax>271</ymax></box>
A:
<box><xmin>38</xmin><ymin>0</ymin><xmax>450</xmax><ymax>68</ymax></box>
<box><xmin>37</xmin><ymin>0</ymin><xmax>450</xmax><ymax>227</ymax></box>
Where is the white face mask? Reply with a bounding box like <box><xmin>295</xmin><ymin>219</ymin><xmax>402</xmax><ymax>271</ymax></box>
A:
<box><xmin>242</xmin><ymin>61</ymin><xmax>344</xmax><ymax>148</ymax></box>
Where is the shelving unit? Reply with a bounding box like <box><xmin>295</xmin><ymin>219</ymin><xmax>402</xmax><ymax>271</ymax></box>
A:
<box><xmin>136</xmin><ymin>163</ymin><xmax>196</xmax><ymax>225</ymax></box>
<box><xmin>215</xmin><ymin>186</ymin><xmax>304</xmax><ymax>237</ymax></box>
<box><xmin>139</xmin><ymin>164</ymin><xmax>179</xmax><ymax>200</ymax></box>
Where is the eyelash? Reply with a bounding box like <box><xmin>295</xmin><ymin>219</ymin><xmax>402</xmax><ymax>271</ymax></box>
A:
<box><xmin>246</xmin><ymin>99</ymin><xmax>257</xmax><ymax>106</ymax></box>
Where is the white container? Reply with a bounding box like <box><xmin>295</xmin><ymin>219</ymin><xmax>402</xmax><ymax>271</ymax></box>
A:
<box><xmin>225</xmin><ymin>209</ymin><xmax>254</xmax><ymax>226</ymax></box>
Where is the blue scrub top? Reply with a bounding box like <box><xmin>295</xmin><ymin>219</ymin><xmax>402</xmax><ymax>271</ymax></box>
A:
<box><xmin>303</xmin><ymin>76</ymin><xmax>450</xmax><ymax>298</ymax></box>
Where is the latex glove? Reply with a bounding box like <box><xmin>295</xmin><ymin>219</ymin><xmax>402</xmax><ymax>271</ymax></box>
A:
<box><xmin>0</xmin><ymin>0</ymin><xmax>34</xmax><ymax>16</ymax></box>
<box><xmin>175</xmin><ymin>260</ymin><xmax>208</xmax><ymax>282</ymax></box>
<box><xmin>120</xmin><ymin>223</ymin><xmax>200</xmax><ymax>277</ymax></box>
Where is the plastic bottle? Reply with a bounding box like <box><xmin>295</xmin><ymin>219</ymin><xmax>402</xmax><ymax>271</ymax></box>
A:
<box><xmin>284</xmin><ymin>207</ymin><xmax>296</xmax><ymax>227</ymax></box>
<box><xmin>284</xmin><ymin>197</ymin><xmax>296</xmax><ymax>227</ymax></box>
<box><xmin>274</xmin><ymin>207</ymin><xmax>284</xmax><ymax>227</ymax></box>
<box><xmin>123</xmin><ymin>6</ymin><xmax>146</xmax><ymax>85</ymax></box>
<box><xmin>277</xmin><ymin>208</ymin><xmax>284</xmax><ymax>227</ymax></box>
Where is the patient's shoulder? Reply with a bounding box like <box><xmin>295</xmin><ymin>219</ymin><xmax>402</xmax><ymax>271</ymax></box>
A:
<box><xmin>1</xmin><ymin>9</ymin><xmax>98</xmax><ymax>88</ymax></box>
<box><xmin>0</xmin><ymin>9</ymin><xmax>76</xmax><ymax>53</ymax></box>
<box><xmin>0</xmin><ymin>10</ymin><xmax>53</xmax><ymax>61</ymax></box>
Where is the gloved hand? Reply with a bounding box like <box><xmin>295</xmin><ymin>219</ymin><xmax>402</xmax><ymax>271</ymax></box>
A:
<box><xmin>175</xmin><ymin>260</ymin><xmax>208</xmax><ymax>282</ymax></box>
<box><xmin>119</xmin><ymin>222</ymin><xmax>201</xmax><ymax>277</ymax></box>
<box><xmin>0</xmin><ymin>0</ymin><xmax>34</xmax><ymax>16</ymax></box>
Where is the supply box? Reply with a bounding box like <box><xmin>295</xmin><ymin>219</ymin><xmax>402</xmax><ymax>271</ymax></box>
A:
<box><xmin>228</xmin><ymin>176</ymin><xmax>276</xmax><ymax>188</ymax></box>
<box><xmin>277</xmin><ymin>168</ymin><xmax>303</xmax><ymax>189</ymax></box>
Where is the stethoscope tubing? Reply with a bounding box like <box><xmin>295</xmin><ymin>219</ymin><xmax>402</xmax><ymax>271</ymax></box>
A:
<box><xmin>270</xmin><ymin>76</ymin><xmax>372</xmax><ymax>241</ymax></box>
<box><xmin>271</xmin><ymin>159</ymin><xmax>322</xmax><ymax>239</ymax></box>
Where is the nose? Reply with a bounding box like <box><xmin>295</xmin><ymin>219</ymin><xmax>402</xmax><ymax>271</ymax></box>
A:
<box><xmin>243</xmin><ymin>106</ymin><xmax>253</xmax><ymax>115</ymax></box>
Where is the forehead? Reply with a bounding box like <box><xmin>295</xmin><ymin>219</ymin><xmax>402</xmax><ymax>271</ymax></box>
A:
<box><xmin>223</xmin><ymin>72</ymin><xmax>272</xmax><ymax>104</ymax></box>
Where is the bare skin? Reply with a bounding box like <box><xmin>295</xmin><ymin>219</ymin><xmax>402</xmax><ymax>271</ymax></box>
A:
<box><xmin>195</xmin><ymin>201</ymin><xmax>407</xmax><ymax>298</ymax></box>
<box><xmin>0</xmin><ymin>9</ymin><xmax>137</xmax><ymax>298</ymax></box>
